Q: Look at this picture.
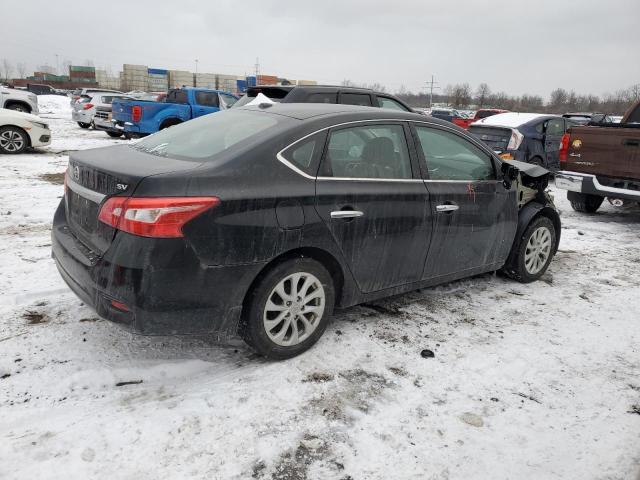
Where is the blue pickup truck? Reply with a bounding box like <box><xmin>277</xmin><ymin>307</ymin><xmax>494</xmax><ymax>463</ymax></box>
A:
<box><xmin>111</xmin><ymin>87</ymin><xmax>238</xmax><ymax>138</ymax></box>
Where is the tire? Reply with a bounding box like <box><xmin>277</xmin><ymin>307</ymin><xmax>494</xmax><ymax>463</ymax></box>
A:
<box><xmin>0</xmin><ymin>126</ymin><xmax>29</xmax><ymax>154</ymax></box>
<box><xmin>502</xmin><ymin>216</ymin><xmax>557</xmax><ymax>283</ymax></box>
<box><xmin>6</xmin><ymin>103</ymin><xmax>30</xmax><ymax>113</ymax></box>
<box><xmin>77</xmin><ymin>122</ymin><xmax>90</xmax><ymax>129</ymax></box>
<box><xmin>241</xmin><ymin>258</ymin><xmax>335</xmax><ymax>360</ymax></box>
<box><xmin>567</xmin><ymin>191</ymin><xmax>603</xmax><ymax>213</ymax></box>
<box><xmin>106</xmin><ymin>131</ymin><xmax>123</xmax><ymax>138</ymax></box>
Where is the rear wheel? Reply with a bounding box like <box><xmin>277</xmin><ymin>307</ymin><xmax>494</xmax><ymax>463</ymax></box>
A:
<box><xmin>567</xmin><ymin>191</ymin><xmax>603</xmax><ymax>213</ymax></box>
<box><xmin>106</xmin><ymin>131</ymin><xmax>123</xmax><ymax>138</ymax></box>
<box><xmin>77</xmin><ymin>122</ymin><xmax>90</xmax><ymax>129</ymax></box>
<box><xmin>241</xmin><ymin>258</ymin><xmax>334</xmax><ymax>360</ymax></box>
<box><xmin>502</xmin><ymin>216</ymin><xmax>556</xmax><ymax>283</ymax></box>
<box><xmin>0</xmin><ymin>126</ymin><xmax>29</xmax><ymax>154</ymax></box>
<box><xmin>530</xmin><ymin>156</ymin><xmax>545</xmax><ymax>167</ymax></box>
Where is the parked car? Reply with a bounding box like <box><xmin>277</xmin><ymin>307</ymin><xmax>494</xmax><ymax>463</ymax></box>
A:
<box><xmin>429</xmin><ymin>108</ymin><xmax>473</xmax><ymax>129</ymax></box>
<box><xmin>473</xmin><ymin>108</ymin><xmax>509</xmax><ymax>121</ymax></box>
<box><xmin>72</xmin><ymin>92</ymin><xmax>132</xmax><ymax>129</ymax></box>
<box><xmin>0</xmin><ymin>86</ymin><xmax>39</xmax><ymax>114</ymax></box>
<box><xmin>233</xmin><ymin>85</ymin><xmax>415</xmax><ymax>113</ymax></box>
<box><xmin>111</xmin><ymin>87</ymin><xmax>238</xmax><ymax>138</ymax></box>
<box><xmin>469</xmin><ymin>113</ymin><xmax>581</xmax><ymax>169</ymax></box>
<box><xmin>70</xmin><ymin>88</ymin><xmax>123</xmax><ymax>106</ymax></box>
<box><xmin>26</xmin><ymin>84</ymin><xmax>58</xmax><ymax>95</ymax></box>
<box><xmin>555</xmin><ymin>100</ymin><xmax>640</xmax><ymax>212</ymax></box>
<box><xmin>562</xmin><ymin>112</ymin><xmax>615</xmax><ymax>125</ymax></box>
<box><xmin>52</xmin><ymin>103</ymin><xmax>560</xmax><ymax>359</ymax></box>
<box><xmin>0</xmin><ymin>108</ymin><xmax>51</xmax><ymax>154</ymax></box>
<box><xmin>91</xmin><ymin>95</ymin><xmax>136</xmax><ymax>136</ymax></box>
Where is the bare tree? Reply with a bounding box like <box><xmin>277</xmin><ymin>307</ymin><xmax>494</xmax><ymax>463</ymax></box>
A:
<box><xmin>475</xmin><ymin>83</ymin><xmax>491</xmax><ymax>108</ymax></box>
<box><xmin>0</xmin><ymin>59</ymin><xmax>13</xmax><ymax>81</ymax></box>
<box><xmin>16</xmin><ymin>62</ymin><xmax>27</xmax><ymax>79</ymax></box>
<box><xmin>341</xmin><ymin>79</ymin><xmax>356</xmax><ymax>87</ymax></box>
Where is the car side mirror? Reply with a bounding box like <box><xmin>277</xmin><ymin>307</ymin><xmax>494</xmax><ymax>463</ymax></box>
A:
<box><xmin>501</xmin><ymin>163</ymin><xmax>519</xmax><ymax>190</ymax></box>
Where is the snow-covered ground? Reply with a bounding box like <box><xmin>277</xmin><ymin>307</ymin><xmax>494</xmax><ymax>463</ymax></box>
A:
<box><xmin>1</xmin><ymin>96</ymin><xmax>639</xmax><ymax>480</ymax></box>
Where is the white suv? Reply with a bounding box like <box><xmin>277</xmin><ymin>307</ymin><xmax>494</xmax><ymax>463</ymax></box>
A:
<box><xmin>0</xmin><ymin>87</ymin><xmax>39</xmax><ymax>114</ymax></box>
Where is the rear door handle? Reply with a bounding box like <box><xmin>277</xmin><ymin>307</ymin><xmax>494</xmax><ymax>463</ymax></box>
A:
<box><xmin>623</xmin><ymin>139</ymin><xmax>640</xmax><ymax>147</ymax></box>
<box><xmin>331</xmin><ymin>210</ymin><xmax>364</xmax><ymax>219</ymax></box>
<box><xmin>436</xmin><ymin>204</ymin><xmax>459</xmax><ymax>213</ymax></box>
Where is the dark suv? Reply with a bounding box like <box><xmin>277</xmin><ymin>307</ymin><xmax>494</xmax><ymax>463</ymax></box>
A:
<box><xmin>233</xmin><ymin>85</ymin><xmax>416</xmax><ymax>112</ymax></box>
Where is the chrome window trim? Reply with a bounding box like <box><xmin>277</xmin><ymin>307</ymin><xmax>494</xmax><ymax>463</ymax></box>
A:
<box><xmin>276</xmin><ymin>118</ymin><xmax>423</xmax><ymax>183</ymax></box>
<box><xmin>66</xmin><ymin>176</ymin><xmax>106</xmax><ymax>203</ymax></box>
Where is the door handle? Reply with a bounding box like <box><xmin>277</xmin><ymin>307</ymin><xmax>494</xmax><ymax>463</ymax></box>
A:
<box><xmin>436</xmin><ymin>204</ymin><xmax>459</xmax><ymax>213</ymax></box>
<box><xmin>331</xmin><ymin>210</ymin><xmax>364</xmax><ymax>219</ymax></box>
<box><xmin>623</xmin><ymin>139</ymin><xmax>640</xmax><ymax>147</ymax></box>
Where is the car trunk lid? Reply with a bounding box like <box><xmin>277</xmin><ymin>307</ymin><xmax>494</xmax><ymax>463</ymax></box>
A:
<box><xmin>65</xmin><ymin>145</ymin><xmax>202</xmax><ymax>254</ymax></box>
<box><xmin>468</xmin><ymin>125</ymin><xmax>513</xmax><ymax>152</ymax></box>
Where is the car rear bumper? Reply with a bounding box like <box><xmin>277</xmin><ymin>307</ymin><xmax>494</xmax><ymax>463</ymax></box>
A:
<box><xmin>51</xmin><ymin>200</ymin><xmax>263</xmax><ymax>340</ymax></box>
<box><xmin>29</xmin><ymin>127</ymin><xmax>51</xmax><ymax>147</ymax></box>
<box><xmin>72</xmin><ymin>110</ymin><xmax>92</xmax><ymax>123</ymax></box>
<box><xmin>555</xmin><ymin>171</ymin><xmax>640</xmax><ymax>201</ymax></box>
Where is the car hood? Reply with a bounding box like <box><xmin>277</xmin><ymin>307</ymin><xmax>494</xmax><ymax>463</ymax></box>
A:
<box><xmin>0</xmin><ymin>108</ymin><xmax>43</xmax><ymax>122</ymax></box>
<box><xmin>509</xmin><ymin>159</ymin><xmax>549</xmax><ymax>178</ymax></box>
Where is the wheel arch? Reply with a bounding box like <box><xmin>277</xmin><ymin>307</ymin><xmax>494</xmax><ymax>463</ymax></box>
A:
<box><xmin>507</xmin><ymin>202</ymin><xmax>561</xmax><ymax>266</ymax></box>
<box><xmin>0</xmin><ymin>124</ymin><xmax>31</xmax><ymax>148</ymax></box>
<box><xmin>4</xmin><ymin>100</ymin><xmax>32</xmax><ymax>113</ymax></box>
<box><xmin>240</xmin><ymin>246</ymin><xmax>346</xmax><ymax>321</ymax></box>
<box><xmin>159</xmin><ymin>117</ymin><xmax>182</xmax><ymax>130</ymax></box>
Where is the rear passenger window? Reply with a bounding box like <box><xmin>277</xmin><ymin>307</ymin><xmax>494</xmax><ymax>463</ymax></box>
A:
<box><xmin>281</xmin><ymin>132</ymin><xmax>325</xmax><ymax>176</ymax></box>
<box><xmin>167</xmin><ymin>90</ymin><xmax>189</xmax><ymax>104</ymax></box>
<box><xmin>340</xmin><ymin>93</ymin><xmax>372</xmax><ymax>107</ymax></box>
<box><xmin>195</xmin><ymin>92</ymin><xmax>220</xmax><ymax>107</ymax></box>
<box><xmin>545</xmin><ymin>118</ymin><xmax>564</xmax><ymax>135</ymax></box>
<box><xmin>307</xmin><ymin>92</ymin><xmax>337</xmax><ymax>104</ymax></box>
<box><xmin>323</xmin><ymin>124</ymin><xmax>412</xmax><ymax>179</ymax></box>
<box><xmin>414</xmin><ymin>126</ymin><xmax>495</xmax><ymax>181</ymax></box>
<box><xmin>377</xmin><ymin>97</ymin><xmax>409</xmax><ymax>111</ymax></box>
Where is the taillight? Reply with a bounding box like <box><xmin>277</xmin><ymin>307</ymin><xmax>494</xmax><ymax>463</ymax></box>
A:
<box><xmin>82</xmin><ymin>103</ymin><xmax>94</xmax><ymax>110</ymax></box>
<box><xmin>559</xmin><ymin>133</ymin><xmax>570</xmax><ymax>166</ymax></box>
<box><xmin>98</xmin><ymin>197</ymin><xmax>220</xmax><ymax>238</ymax></box>
<box><xmin>506</xmin><ymin>129</ymin><xmax>524</xmax><ymax>150</ymax></box>
<box><xmin>132</xmin><ymin>105</ymin><xmax>142</xmax><ymax>122</ymax></box>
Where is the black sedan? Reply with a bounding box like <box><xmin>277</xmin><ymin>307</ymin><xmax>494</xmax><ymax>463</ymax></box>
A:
<box><xmin>52</xmin><ymin>104</ymin><xmax>560</xmax><ymax>359</ymax></box>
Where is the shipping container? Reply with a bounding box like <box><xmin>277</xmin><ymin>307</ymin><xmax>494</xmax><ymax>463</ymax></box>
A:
<box><xmin>297</xmin><ymin>79</ymin><xmax>318</xmax><ymax>86</ymax></box>
<box><xmin>148</xmin><ymin>68</ymin><xmax>168</xmax><ymax>75</ymax></box>
<box><xmin>257</xmin><ymin>75</ymin><xmax>278</xmax><ymax>85</ymax></box>
<box><xmin>69</xmin><ymin>65</ymin><xmax>95</xmax><ymax>73</ymax></box>
<box><xmin>246</xmin><ymin>76</ymin><xmax>257</xmax><ymax>87</ymax></box>
<box><xmin>236</xmin><ymin>79</ymin><xmax>247</xmax><ymax>93</ymax></box>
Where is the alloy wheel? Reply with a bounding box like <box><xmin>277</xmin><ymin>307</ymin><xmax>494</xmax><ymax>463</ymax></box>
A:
<box><xmin>524</xmin><ymin>226</ymin><xmax>552</xmax><ymax>274</ymax></box>
<box><xmin>263</xmin><ymin>272</ymin><xmax>325</xmax><ymax>347</ymax></box>
<box><xmin>0</xmin><ymin>130</ymin><xmax>26</xmax><ymax>152</ymax></box>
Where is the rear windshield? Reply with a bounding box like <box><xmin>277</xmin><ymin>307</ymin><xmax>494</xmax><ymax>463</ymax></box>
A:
<box><xmin>233</xmin><ymin>87</ymin><xmax>291</xmax><ymax>107</ymax></box>
<box><xmin>132</xmin><ymin>110</ymin><xmax>283</xmax><ymax>160</ymax></box>
<box><xmin>475</xmin><ymin>110</ymin><xmax>499</xmax><ymax>119</ymax></box>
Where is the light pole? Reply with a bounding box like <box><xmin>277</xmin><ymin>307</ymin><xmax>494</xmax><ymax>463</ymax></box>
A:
<box><xmin>195</xmin><ymin>59</ymin><xmax>198</xmax><ymax>75</ymax></box>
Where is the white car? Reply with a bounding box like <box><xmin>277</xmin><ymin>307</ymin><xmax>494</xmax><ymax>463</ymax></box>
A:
<box><xmin>0</xmin><ymin>108</ymin><xmax>51</xmax><ymax>154</ymax></box>
<box><xmin>0</xmin><ymin>86</ymin><xmax>39</xmax><ymax>114</ymax></box>
<box><xmin>72</xmin><ymin>92</ymin><xmax>132</xmax><ymax>129</ymax></box>
<box><xmin>70</xmin><ymin>87</ymin><xmax>123</xmax><ymax>106</ymax></box>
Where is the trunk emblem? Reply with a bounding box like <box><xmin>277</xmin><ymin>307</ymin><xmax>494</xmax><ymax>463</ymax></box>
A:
<box><xmin>73</xmin><ymin>165</ymin><xmax>80</xmax><ymax>181</ymax></box>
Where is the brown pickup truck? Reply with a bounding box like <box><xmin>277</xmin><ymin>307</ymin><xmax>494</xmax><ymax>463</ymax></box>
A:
<box><xmin>555</xmin><ymin>100</ymin><xmax>640</xmax><ymax>212</ymax></box>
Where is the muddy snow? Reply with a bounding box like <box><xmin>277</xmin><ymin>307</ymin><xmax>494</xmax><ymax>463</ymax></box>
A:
<box><xmin>1</xmin><ymin>96</ymin><xmax>639</xmax><ymax>479</ymax></box>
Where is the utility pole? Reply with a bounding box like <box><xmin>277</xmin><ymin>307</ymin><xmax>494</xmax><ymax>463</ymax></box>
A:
<box><xmin>55</xmin><ymin>54</ymin><xmax>59</xmax><ymax>75</ymax></box>
<box><xmin>195</xmin><ymin>59</ymin><xmax>198</xmax><ymax>75</ymax></box>
<box><xmin>255</xmin><ymin>57</ymin><xmax>260</xmax><ymax>81</ymax></box>
<box><xmin>426</xmin><ymin>75</ymin><xmax>440</xmax><ymax>109</ymax></box>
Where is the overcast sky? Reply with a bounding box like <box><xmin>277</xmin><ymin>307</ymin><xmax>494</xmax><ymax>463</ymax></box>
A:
<box><xmin>2</xmin><ymin>0</ymin><xmax>638</xmax><ymax>98</ymax></box>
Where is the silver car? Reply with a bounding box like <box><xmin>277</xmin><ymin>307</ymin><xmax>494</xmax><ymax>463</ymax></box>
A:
<box><xmin>72</xmin><ymin>92</ymin><xmax>132</xmax><ymax>129</ymax></box>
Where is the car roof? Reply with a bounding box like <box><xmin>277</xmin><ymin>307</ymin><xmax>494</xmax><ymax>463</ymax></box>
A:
<box><xmin>472</xmin><ymin>112</ymin><xmax>557</xmax><ymax>128</ymax></box>
<box><xmin>250</xmin><ymin>84</ymin><xmax>388</xmax><ymax>95</ymax></box>
<box><xmin>238</xmin><ymin>102</ymin><xmax>442</xmax><ymax>123</ymax></box>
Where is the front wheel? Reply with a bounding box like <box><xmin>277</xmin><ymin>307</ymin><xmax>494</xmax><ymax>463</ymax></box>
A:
<box><xmin>502</xmin><ymin>216</ymin><xmax>556</xmax><ymax>283</ymax></box>
<box><xmin>0</xmin><ymin>126</ymin><xmax>29</xmax><ymax>154</ymax></box>
<box><xmin>241</xmin><ymin>258</ymin><xmax>334</xmax><ymax>360</ymax></box>
<box><xmin>567</xmin><ymin>191</ymin><xmax>603</xmax><ymax>213</ymax></box>
<box><xmin>77</xmin><ymin>122</ymin><xmax>90</xmax><ymax>129</ymax></box>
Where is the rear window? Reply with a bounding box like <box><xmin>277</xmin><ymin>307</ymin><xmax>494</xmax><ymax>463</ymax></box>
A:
<box><xmin>233</xmin><ymin>87</ymin><xmax>291</xmax><ymax>107</ymax></box>
<box><xmin>340</xmin><ymin>93</ymin><xmax>372</xmax><ymax>106</ymax></box>
<box><xmin>133</xmin><ymin>110</ymin><xmax>283</xmax><ymax>160</ymax></box>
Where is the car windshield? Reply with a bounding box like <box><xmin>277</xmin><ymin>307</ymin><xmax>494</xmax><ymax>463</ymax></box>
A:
<box><xmin>132</xmin><ymin>110</ymin><xmax>285</xmax><ymax>160</ymax></box>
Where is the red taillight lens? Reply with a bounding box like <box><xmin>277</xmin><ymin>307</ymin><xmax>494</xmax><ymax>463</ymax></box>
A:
<box><xmin>110</xmin><ymin>300</ymin><xmax>130</xmax><ymax>312</ymax></box>
<box><xmin>82</xmin><ymin>103</ymin><xmax>94</xmax><ymax>110</ymax></box>
<box><xmin>98</xmin><ymin>197</ymin><xmax>220</xmax><ymax>238</ymax></box>
<box><xmin>132</xmin><ymin>105</ymin><xmax>142</xmax><ymax>122</ymax></box>
<box><xmin>559</xmin><ymin>133</ymin><xmax>570</xmax><ymax>166</ymax></box>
